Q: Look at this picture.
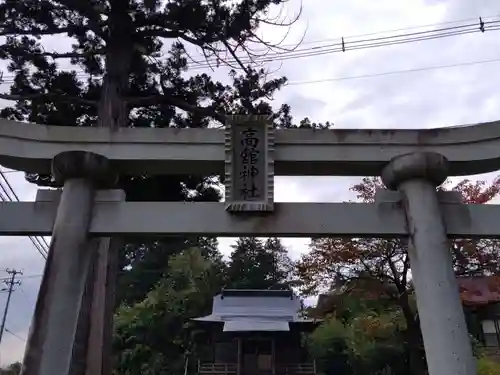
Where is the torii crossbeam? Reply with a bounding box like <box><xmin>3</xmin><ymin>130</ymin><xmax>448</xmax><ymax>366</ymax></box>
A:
<box><xmin>1</xmin><ymin>118</ymin><xmax>500</xmax><ymax>176</ymax></box>
<box><xmin>3</xmin><ymin>118</ymin><xmax>497</xmax><ymax>375</ymax></box>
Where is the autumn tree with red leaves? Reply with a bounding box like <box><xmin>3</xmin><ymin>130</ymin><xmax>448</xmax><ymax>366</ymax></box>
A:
<box><xmin>297</xmin><ymin>176</ymin><xmax>500</xmax><ymax>375</ymax></box>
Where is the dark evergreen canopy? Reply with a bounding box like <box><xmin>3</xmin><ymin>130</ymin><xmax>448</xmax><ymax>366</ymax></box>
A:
<box><xmin>0</xmin><ymin>0</ymin><xmax>329</xmax><ymax>297</ymax></box>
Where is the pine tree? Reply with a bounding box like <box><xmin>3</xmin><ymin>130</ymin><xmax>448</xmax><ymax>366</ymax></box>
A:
<box><xmin>226</xmin><ymin>237</ymin><xmax>293</xmax><ymax>290</ymax></box>
<box><xmin>0</xmin><ymin>0</ymin><xmax>302</xmax><ymax>135</ymax></box>
<box><xmin>0</xmin><ymin>0</ymin><xmax>315</xmax><ymax>303</ymax></box>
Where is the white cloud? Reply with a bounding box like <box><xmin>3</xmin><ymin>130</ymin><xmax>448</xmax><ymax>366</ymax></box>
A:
<box><xmin>2</xmin><ymin>0</ymin><xmax>500</xmax><ymax>365</ymax></box>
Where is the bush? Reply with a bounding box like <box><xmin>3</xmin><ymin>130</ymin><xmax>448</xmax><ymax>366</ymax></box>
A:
<box><xmin>307</xmin><ymin>314</ymin><xmax>409</xmax><ymax>375</ymax></box>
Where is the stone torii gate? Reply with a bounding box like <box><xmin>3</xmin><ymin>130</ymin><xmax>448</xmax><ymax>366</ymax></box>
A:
<box><xmin>2</xmin><ymin>119</ymin><xmax>500</xmax><ymax>375</ymax></box>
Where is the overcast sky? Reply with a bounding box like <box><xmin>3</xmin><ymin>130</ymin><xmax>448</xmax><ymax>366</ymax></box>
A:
<box><xmin>1</xmin><ymin>0</ymin><xmax>500</xmax><ymax>366</ymax></box>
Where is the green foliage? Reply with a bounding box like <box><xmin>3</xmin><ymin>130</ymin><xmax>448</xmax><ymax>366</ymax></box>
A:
<box><xmin>312</xmin><ymin>288</ymin><xmax>400</xmax><ymax>323</ymax></box>
<box><xmin>114</xmin><ymin>236</ymin><xmax>295</xmax><ymax>374</ymax></box>
<box><xmin>307</xmin><ymin>317</ymin><xmax>351</xmax><ymax>374</ymax></box>
<box><xmin>298</xmin><ymin>177</ymin><xmax>500</xmax><ymax>375</ymax></box>
<box><xmin>470</xmin><ymin>334</ymin><xmax>486</xmax><ymax>358</ymax></box>
<box><xmin>0</xmin><ymin>2</ymin><xmax>330</xmax><ymax>373</ymax></box>
<box><xmin>0</xmin><ymin>0</ymin><xmax>300</xmax><ymax>130</ymax></box>
<box><xmin>0</xmin><ymin>362</ymin><xmax>21</xmax><ymax>375</ymax></box>
<box><xmin>477</xmin><ymin>357</ymin><xmax>500</xmax><ymax>375</ymax></box>
<box><xmin>114</xmin><ymin>248</ymin><xmax>225</xmax><ymax>375</ymax></box>
<box><xmin>0</xmin><ymin>0</ymin><xmax>328</xmax><ymax>312</ymax></box>
<box><xmin>117</xmin><ymin>237</ymin><xmax>224</xmax><ymax>305</ymax></box>
<box><xmin>226</xmin><ymin>237</ymin><xmax>294</xmax><ymax>290</ymax></box>
<box><xmin>308</xmin><ymin>308</ymin><xmax>409</xmax><ymax>375</ymax></box>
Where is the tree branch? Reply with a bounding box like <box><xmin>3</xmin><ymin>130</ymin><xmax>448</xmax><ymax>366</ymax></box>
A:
<box><xmin>126</xmin><ymin>94</ymin><xmax>227</xmax><ymax>125</ymax></box>
<box><xmin>41</xmin><ymin>49</ymin><xmax>105</xmax><ymax>58</ymax></box>
<box><xmin>222</xmin><ymin>39</ymin><xmax>250</xmax><ymax>73</ymax></box>
<box><xmin>0</xmin><ymin>92</ymin><xmax>97</xmax><ymax>106</ymax></box>
<box><xmin>137</xmin><ymin>28</ymin><xmax>177</xmax><ymax>38</ymax></box>
<box><xmin>0</xmin><ymin>26</ymin><xmax>75</xmax><ymax>37</ymax></box>
<box><xmin>358</xmin><ymin>256</ymin><xmax>395</xmax><ymax>283</ymax></box>
<box><xmin>387</xmin><ymin>255</ymin><xmax>404</xmax><ymax>292</ymax></box>
<box><xmin>53</xmin><ymin>0</ymin><xmax>105</xmax><ymax>37</ymax></box>
<box><xmin>402</xmin><ymin>253</ymin><xmax>410</xmax><ymax>287</ymax></box>
<box><xmin>138</xmin><ymin>28</ymin><xmax>219</xmax><ymax>47</ymax></box>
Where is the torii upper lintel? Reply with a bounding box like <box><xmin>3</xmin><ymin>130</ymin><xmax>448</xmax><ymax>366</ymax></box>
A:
<box><xmin>0</xmin><ymin>118</ymin><xmax>499</xmax><ymax>177</ymax></box>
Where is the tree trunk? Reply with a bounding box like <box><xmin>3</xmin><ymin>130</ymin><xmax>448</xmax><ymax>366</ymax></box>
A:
<box><xmin>399</xmin><ymin>293</ymin><xmax>427</xmax><ymax>375</ymax></box>
<box><xmin>81</xmin><ymin>2</ymin><xmax>134</xmax><ymax>374</ymax></box>
<box><xmin>97</xmin><ymin>0</ymin><xmax>133</xmax><ymax>130</ymax></box>
<box><xmin>406</xmin><ymin>322</ymin><xmax>426</xmax><ymax>375</ymax></box>
<box><xmin>97</xmin><ymin>45</ymin><xmax>131</xmax><ymax>129</ymax></box>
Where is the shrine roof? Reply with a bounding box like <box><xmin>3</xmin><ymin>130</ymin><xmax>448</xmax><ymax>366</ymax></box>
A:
<box><xmin>458</xmin><ymin>276</ymin><xmax>500</xmax><ymax>306</ymax></box>
<box><xmin>193</xmin><ymin>289</ymin><xmax>319</xmax><ymax>331</ymax></box>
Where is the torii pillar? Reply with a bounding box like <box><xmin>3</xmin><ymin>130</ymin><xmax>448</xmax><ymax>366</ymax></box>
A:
<box><xmin>21</xmin><ymin>151</ymin><xmax>118</xmax><ymax>375</ymax></box>
<box><xmin>382</xmin><ymin>152</ymin><xmax>476</xmax><ymax>375</ymax></box>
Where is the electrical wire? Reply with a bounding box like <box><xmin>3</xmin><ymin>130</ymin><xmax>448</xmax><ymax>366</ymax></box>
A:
<box><xmin>0</xmin><ymin>170</ymin><xmax>49</xmax><ymax>258</ymax></box>
<box><xmin>1</xmin><ymin>274</ymin><xmax>42</xmax><ymax>283</ymax></box>
<box><xmin>246</xmin><ymin>13</ymin><xmax>500</xmax><ymax>49</ymax></box>
<box><xmin>19</xmin><ymin>285</ymin><xmax>32</xmax><ymax>306</ymax></box>
<box><xmin>10</xmin><ymin>274</ymin><xmax>43</xmax><ymax>280</ymax></box>
<box><xmin>0</xmin><ymin>18</ymin><xmax>496</xmax><ymax>226</ymax></box>
<box><xmin>286</xmin><ymin>57</ymin><xmax>500</xmax><ymax>85</ymax></box>
<box><xmin>185</xmin><ymin>20</ymin><xmax>500</xmax><ymax>70</ymax></box>
<box><xmin>0</xmin><ymin>54</ymin><xmax>497</xmax><ymax>91</ymax></box>
<box><xmin>5</xmin><ymin>328</ymin><xmax>26</xmax><ymax>342</ymax></box>
<box><xmin>4</xmin><ymin>2</ymin><xmax>497</xmax><ymax>50</ymax></box>
<box><xmin>0</xmin><ymin>16</ymin><xmax>498</xmax><ymax>83</ymax></box>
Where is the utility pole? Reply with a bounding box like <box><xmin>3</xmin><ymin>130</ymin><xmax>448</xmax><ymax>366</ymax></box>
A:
<box><xmin>0</xmin><ymin>268</ymin><xmax>22</xmax><ymax>345</ymax></box>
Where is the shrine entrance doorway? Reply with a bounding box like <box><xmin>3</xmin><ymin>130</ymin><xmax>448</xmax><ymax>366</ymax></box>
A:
<box><xmin>241</xmin><ymin>338</ymin><xmax>273</xmax><ymax>375</ymax></box>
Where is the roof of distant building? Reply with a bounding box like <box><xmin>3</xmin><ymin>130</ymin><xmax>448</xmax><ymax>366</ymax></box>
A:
<box><xmin>193</xmin><ymin>289</ymin><xmax>320</xmax><ymax>332</ymax></box>
<box><xmin>458</xmin><ymin>276</ymin><xmax>500</xmax><ymax>306</ymax></box>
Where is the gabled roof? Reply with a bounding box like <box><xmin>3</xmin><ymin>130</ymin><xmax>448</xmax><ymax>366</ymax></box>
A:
<box><xmin>193</xmin><ymin>289</ymin><xmax>319</xmax><ymax>332</ymax></box>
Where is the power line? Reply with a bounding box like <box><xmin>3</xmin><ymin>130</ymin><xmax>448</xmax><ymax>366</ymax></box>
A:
<box><xmin>0</xmin><ymin>170</ymin><xmax>49</xmax><ymax>258</ymax></box>
<box><xmin>0</xmin><ymin>56</ymin><xmax>496</xmax><ymax>134</ymax></box>
<box><xmin>313</xmin><ymin>14</ymin><xmax>499</xmax><ymax>43</ymax></box>
<box><xmin>13</xmin><ymin>274</ymin><xmax>43</xmax><ymax>280</ymax></box>
<box><xmin>0</xmin><ymin>170</ymin><xmax>20</xmax><ymax>174</ymax></box>
<box><xmin>186</xmin><ymin>19</ymin><xmax>500</xmax><ymax>70</ymax></box>
<box><xmin>0</xmin><ymin>24</ymin><xmax>496</xmax><ymax>86</ymax></box>
<box><xmin>0</xmin><ymin>16</ymin><xmax>498</xmax><ymax>83</ymax></box>
<box><xmin>18</xmin><ymin>285</ymin><xmax>32</xmax><ymax>307</ymax></box>
<box><xmin>0</xmin><ymin>168</ymin><xmax>49</xmax><ymax>258</ymax></box>
<box><xmin>5</xmin><ymin>328</ymin><xmax>25</xmax><ymax>342</ymax></box>
<box><xmin>286</xmin><ymin>57</ymin><xmax>500</xmax><ymax>85</ymax></box>
<box><xmin>259</xmin><ymin>13</ymin><xmax>500</xmax><ymax>49</ymax></box>
<box><xmin>0</xmin><ymin>14</ymin><xmax>492</xmax><ymax>273</ymax></box>
<box><xmin>0</xmin><ymin>170</ymin><xmax>22</xmax><ymax>174</ymax></box>
<box><xmin>2</xmin><ymin>1</ymin><xmax>499</xmax><ymax>49</ymax></box>
<box><xmin>0</xmin><ymin>55</ymin><xmax>497</xmax><ymax>92</ymax></box>
<box><xmin>0</xmin><ymin>57</ymin><xmax>495</xmax><ymax>135</ymax></box>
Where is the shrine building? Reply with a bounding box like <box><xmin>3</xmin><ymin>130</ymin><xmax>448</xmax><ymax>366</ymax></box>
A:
<box><xmin>192</xmin><ymin>289</ymin><xmax>320</xmax><ymax>375</ymax></box>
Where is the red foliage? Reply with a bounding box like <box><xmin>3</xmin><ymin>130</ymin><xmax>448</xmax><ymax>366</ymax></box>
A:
<box><xmin>350</xmin><ymin>177</ymin><xmax>384</xmax><ymax>203</ymax></box>
<box><xmin>458</xmin><ymin>276</ymin><xmax>500</xmax><ymax>306</ymax></box>
<box><xmin>448</xmin><ymin>178</ymin><xmax>500</xmax><ymax>204</ymax></box>
<box><xmin>297</xmin><ymin>176</ymin><xmax>500</xmax><ymax>301</ymax></box>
